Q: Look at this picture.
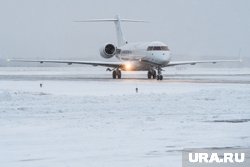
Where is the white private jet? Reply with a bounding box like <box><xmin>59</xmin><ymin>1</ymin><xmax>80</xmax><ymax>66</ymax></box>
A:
<box><xmin>9</xmin><ymin>15</ymin><xmax>240</xmax><ymax>80</ymax></box>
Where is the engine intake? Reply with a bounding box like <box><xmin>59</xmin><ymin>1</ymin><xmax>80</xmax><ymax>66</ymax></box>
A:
<box><xmin>100</xmin><ymin>44</ymin><xmax>117</xmax><ymax>59</ymax></box>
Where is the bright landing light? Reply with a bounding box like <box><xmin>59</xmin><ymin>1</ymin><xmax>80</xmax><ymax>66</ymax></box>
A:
<box><xmin>125</xmin><ymin>63</ymin><xmax>132</xmax><ymax>71</ymax></box>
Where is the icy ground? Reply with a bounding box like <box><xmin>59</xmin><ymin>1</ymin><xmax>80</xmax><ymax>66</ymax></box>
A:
<box><xmin>0</xmin><ymin>67</ymin><xmax>250</xmax><ymax>167</ymax></box>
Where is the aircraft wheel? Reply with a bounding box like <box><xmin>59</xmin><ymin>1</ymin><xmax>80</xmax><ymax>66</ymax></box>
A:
<box><xmin>117</xmin><ymin>70</ymin><xmax>122</xmax><ymax>79</ymax></box>
<box><xmin>153</xmin><ymin>70</ymin><xmax>157</xmax><ymax>79</ymax></box>
<box><xmin>157</xmin><ymin>75</ymin><xmax>163</xmax><ymax>80</ymax></box>
<box><xmin>147</xmin><ymin>71</ymin><xmax>152</xmax><ymax>79</ymax></box>
<box><xmin>112</xmin><ymin>71</ymin><xmax>117</xmax><ymax>79</ymax></box>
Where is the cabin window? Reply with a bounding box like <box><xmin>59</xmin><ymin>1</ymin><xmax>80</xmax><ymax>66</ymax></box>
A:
<box><xmin>121</xmin><ymin>50</ymin><xmax>132</xmax><ymax>54</ymax></box>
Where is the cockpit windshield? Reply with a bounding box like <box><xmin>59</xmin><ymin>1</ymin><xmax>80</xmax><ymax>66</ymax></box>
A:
<box><xmin>147</xmin><ymin>46</ymin><xmax>169</xmax><ymax>51</ymax></box>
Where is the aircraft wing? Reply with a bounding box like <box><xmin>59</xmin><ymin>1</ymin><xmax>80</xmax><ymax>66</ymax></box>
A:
<box><xmin>8</xmin><ymin>59</ymin><xmax>123</xmax><ymax>68</ymax></box>
<box><xmin>166</xmin><ymin>59</ymin><xmax>241</xmax><ymax>67</ymax></box>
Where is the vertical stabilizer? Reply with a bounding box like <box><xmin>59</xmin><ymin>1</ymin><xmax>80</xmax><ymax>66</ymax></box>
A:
<box><xmin>114</xmin><ymin>15</ymin><xmax>126</xmax><ymax>46</ymax></box>
<box><xmin>74</xmin><ymin>15</ymin><xmax>146</xmax><ymax>47</ymax></box>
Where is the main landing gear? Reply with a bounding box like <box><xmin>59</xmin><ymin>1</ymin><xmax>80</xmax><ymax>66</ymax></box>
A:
<box><xmin>148</xmin><ymin>67</ymin><xmax>163</xmax><ymax>80</ymax></box>
<box><xmin>147</xmin><ymin>70</ymin><xmax>156</xmax><ymax>79</ymax></box>
<box><xmin>112</xmin><ymin>69</ymin><xmax>122</xmax><ymax>79</ymax></box>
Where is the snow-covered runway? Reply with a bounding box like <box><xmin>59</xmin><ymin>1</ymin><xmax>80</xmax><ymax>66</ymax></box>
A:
<box><xmin>0</xmin><ymin>67</ymin><xmax>250</xmax><ymax>167</ymax></box>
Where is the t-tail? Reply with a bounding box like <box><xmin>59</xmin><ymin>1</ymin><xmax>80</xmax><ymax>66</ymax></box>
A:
<box><xmin>74</xmin><ymin>15</ymin><xmax>146</xmax><ymax>47</ymax></box>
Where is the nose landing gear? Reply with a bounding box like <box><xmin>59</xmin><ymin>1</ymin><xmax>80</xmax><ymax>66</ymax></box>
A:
<box><xmin>157</xmin><ymin>74</ymin><xmax>163</xmax><ymax>80</ymax></box>
<box><xmin>147</xmin><ymin>67</ymin><xmax>163</xmax><ymax>80</ymax></box>
<box><xmin>156</xmin><ymin>67</ymin><xmax>163</xmax><ymax>80</ymax></box>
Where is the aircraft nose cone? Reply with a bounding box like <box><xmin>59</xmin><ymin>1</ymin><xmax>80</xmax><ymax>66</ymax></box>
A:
<box><xmin>160</xmin><ymin>52</ymin><xmax>170</xmax><ymax>64</ymax></box>
<box><xmin>161</xmin><ymin>53</ymin><xmax>169</xmax><ymax>61</ymax></box>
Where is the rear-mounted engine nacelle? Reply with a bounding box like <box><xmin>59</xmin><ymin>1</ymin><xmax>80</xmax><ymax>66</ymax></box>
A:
<box><xmin>100</xmin><ymin>44</ymin><xmax>117</xmax><ymax>59</ymax></box>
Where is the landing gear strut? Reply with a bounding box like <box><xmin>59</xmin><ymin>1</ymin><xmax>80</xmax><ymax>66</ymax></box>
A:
<box><xmin>112</xmin><ymin>69</ymin><xmax>122</xmax><ymax>79</ymax></box>
<box><xmin>148</xmin><ymin>67</ymin><xmax>163</xmax><ymax>80</ymax></box>
<box><xmin>156</xmin><ymin>67</ymin><xmax>163</xmax><ymax>80</ymax></box>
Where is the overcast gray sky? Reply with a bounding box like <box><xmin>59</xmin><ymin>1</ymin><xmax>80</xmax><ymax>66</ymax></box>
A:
<box><xmin>0</xmin><ymin>0</ymin><xmax>249</xmax><ymax>66</ymax></box>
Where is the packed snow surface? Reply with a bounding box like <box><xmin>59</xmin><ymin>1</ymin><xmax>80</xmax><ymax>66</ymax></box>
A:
<box><xmin>0</xmin><ymin>67</ymin><xmax>250</xmax><ymax>167</ymax></box>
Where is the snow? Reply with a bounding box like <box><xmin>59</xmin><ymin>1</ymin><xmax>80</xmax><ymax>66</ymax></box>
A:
<box><xmin>0</xmin><ymin>67</ymin><xmax>250</xmax><ymax>167</ymax></box>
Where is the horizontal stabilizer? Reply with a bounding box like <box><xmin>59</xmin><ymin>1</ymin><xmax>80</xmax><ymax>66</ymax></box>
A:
<box><xmin>74</xmin><ymin>19</ymin><xmax>147</xmax><ymax>23</ymax></box>
<box><xmin>74</xmin><ymin>15</ymin><xmax>147</xmax><ymax>46</ymax></box>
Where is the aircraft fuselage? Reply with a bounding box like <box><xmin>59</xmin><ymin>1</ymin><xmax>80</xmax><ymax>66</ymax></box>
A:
<box><xmin>116</xmin><ymin>41</ymin><xmax>171</xmax><ymax>71</ymax></box>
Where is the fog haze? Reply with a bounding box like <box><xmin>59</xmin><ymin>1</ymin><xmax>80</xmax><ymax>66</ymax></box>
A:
<box><xmin>0</xmin><ymin>0</ymin><xmax>249</xmax><ymax>66</ymax></box>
